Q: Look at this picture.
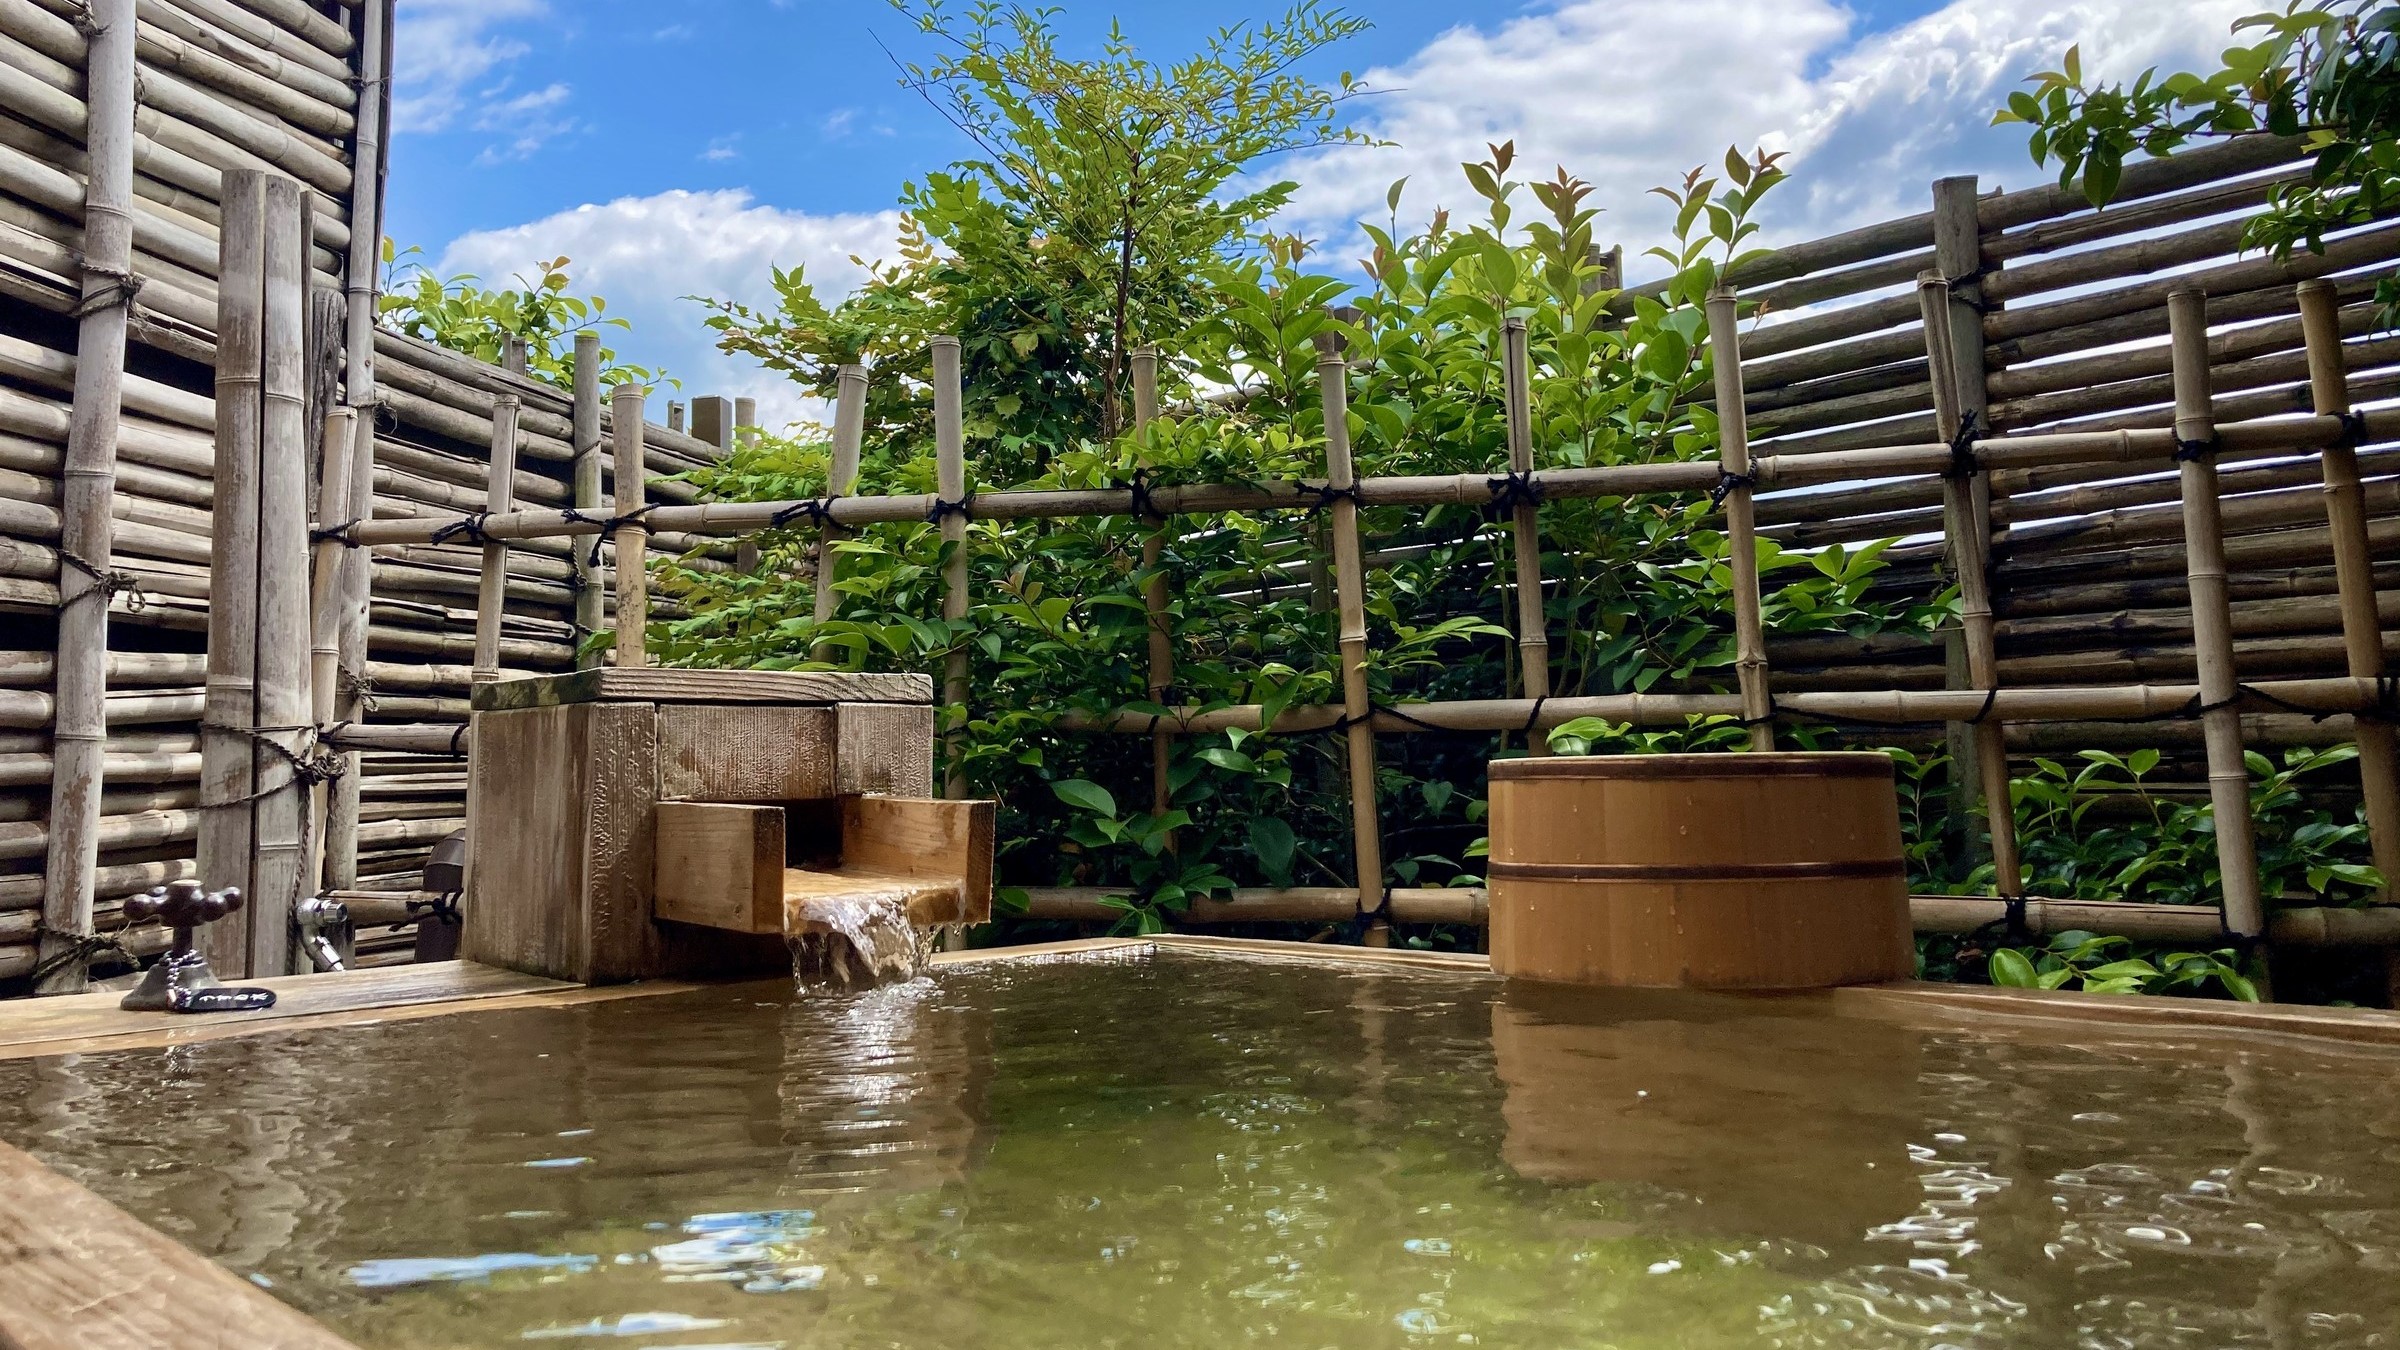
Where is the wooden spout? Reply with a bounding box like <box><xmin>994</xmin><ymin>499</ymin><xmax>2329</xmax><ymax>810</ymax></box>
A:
<box><xmin>654</xmin><ymin>796</ymin><xmax>995</xmax><ymax>939</ymax></box>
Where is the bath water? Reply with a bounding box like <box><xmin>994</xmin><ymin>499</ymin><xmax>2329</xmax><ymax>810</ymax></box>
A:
<box><xmin>3</xmin><ymin>948</ymin><xmax>2397</xmax><ymax>1347</ymax></box>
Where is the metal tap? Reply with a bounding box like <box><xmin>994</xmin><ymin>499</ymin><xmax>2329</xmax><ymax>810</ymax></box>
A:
<box><xmin>295</xmin><ymin>893</ymin><xmax>351</xmax><ymax>972</ymax></box>
<box><xmin>118</xmin><ymin>881</ymin><xmax>278</xmax><ymax>1014</ymax></box>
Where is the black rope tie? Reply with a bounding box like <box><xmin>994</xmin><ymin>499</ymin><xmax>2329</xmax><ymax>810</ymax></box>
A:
<box><xmin>2172</xmin><ymin>433</ymin><xmax>2219</xmax><ymax>463</ymax></box>
<box><xmin>310</xmin><ymin>517</ymin><xmax>362</xmax><ymax>545</ymax></box>
<box><xmin>70</xmin><ymin>261</ymin><xmax>143</xmax><ymax>318</ymax></box>
<box><xmin>1709</xmin><ymin>470</ymin><xmax>1755</xmax><ymax>510</ymax></box>
<box><xmin>197</xmin><ymin>722</ymin><xmax>348</xmax><ymax>807</ymax></box>
<box><xmin>2337</xmin><ymin>409</ymin><xmax>2371</xmax><ymax>447</ymax></box>
<box><xmin>2001</xmin><ymin>895</ymin><xmax>2032</xmax><ymax>943</ymax></box>
<box><xmin>564</xmin><ymin>505</ymin><xmax>657</xmax><ymax>568</ymax></box>
<box><xmin>769</xmin><ymin>497</ymin><xmax>838</xmax><ymax>529</ymax></box>
<box><xmin>57</xmin><ymin>546</ymin><xmax>146</xmax><ymax>613</ymax></box>
<box><xmin>448</xmin><ymin>723</ymin><xmax>471</xmax><ymax>758</ymax></box>
<box><xmin>26</xmin><ymin>923</ymin><xmax>133</xmax><ymax>986</ymax></box>
<box><xmin>1297</xmin><ymin>481</ymin><xmax>1360</xmax><ymax>513</ymax></box>
<box><xmin>336</xmin><ymin>664</ymin><xmax>379</xmax><ymax>714</ymax></box>
<box><xmin>1121</xmin><ymin>468</ymin><xmax>1161</xmax><ymax>522</ymax></box>
<box><xmin>1520</xmin><ymin>695</ymin><xmax>1549</xmax><ymax>739</ymax></box>
<box><xmin>429</xmin><ymin>512</ymin><xmax>490</xmax><ymax>549</ymax></box>
<box><xmin>1946</xmin><ymin>409</ymin><xmax>1984</xmax><ymax>479</ymax></box>
<box><xmin>926</xmin><ymin>494</ymin><xmax>976</xmax><ymax>525</ymax></box>
<box><xmin>1944</xmin><ymin>266</ymin><xmax>1996</xmax><ymax>315</ymax></box>
<box><xmin>1486</xmin><ymin>470</ymin><xmax>1545</xmax><ymax>519</ymax></box>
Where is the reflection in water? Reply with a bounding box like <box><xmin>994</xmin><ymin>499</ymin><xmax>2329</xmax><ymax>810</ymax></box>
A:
<box><xmin>2</xmin><ymin>950</ymin><xmax>2397</xmax><ymax>1348</ymax></box>
<box><xmin>1492</xmin><ymin>984</ymin><xmax>1923</xmax><ymax>1253</ymax></box>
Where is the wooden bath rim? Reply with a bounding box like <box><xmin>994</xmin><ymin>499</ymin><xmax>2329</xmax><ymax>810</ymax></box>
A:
<box><xmin>5</xmin><ymin>934</ymin><xmax>2400</xmax><ymax>1350</ymax></box>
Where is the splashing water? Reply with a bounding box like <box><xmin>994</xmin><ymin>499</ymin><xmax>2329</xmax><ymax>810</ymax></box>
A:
<box><xmin>786</xmin><ymin>887</ymin><xmax>943</xmax><ymax>993</ymax></box>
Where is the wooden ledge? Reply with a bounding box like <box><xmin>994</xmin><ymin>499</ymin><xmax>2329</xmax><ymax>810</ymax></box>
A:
<box><xmin>472</xmin><ymin>667</ymin><xmax>932</xmax><ymax>712</ymax></box>
<box><xmin>0</xmin><ymin>1137</ymin><xmax>364</xmax><ymax>1350</ymax></box>
<box><xmin>0</xmin><ymin>961</ymin><xmax>700</xmax><ymax>1063</ymax></box>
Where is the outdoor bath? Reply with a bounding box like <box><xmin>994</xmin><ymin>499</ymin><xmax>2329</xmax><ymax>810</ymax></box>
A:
<box><xmin>5</xmin><ymin>940</ymin><xmax>2400</xmax><ymax>1348</ymax></box>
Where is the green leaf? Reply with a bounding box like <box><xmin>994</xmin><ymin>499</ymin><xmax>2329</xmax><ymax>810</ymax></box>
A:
<box><xmin>1249</xmin><ymin>817</ymin><xmax>1298</xmax><ymax>883</ymax></box>
<box><xmin>1989</xmin><ymin>948</ymin><xmax>2040</xmax><ymax>988</ymax></box>
<box><xmin>1051</xmin><ymin>779</ymin><xmax>1118</xmax><ymax>818</ymax></box>
<box><xmin>1197</xmin><ymin>746</ymin><xmax>1256</xmax><ymax>773</ymax></box>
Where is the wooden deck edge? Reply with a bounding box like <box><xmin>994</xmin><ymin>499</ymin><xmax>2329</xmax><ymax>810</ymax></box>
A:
<box><xmin>0</xmin><ymin>963</ymin><xmax>703</xmax><ymax>1063</ymax></box>
<box><xmin>1831</xmin><ymin>979</ymin><xmax>2400</xmax><ymax>1049</ymax></box>
<box><xmin>1151</xmin><ymin>934</ymin><xmax>1494</xmax><ymax>973</ymax></box>
<box><xmin>0</xmin><ymin>1138</ymin><xmax>363</xmax><ymax>1350</ymax></box>
<box><xmin>1148</xmin><ymin>936</ymin><xmax>2400</xmax><ymax>1048</ymax></box>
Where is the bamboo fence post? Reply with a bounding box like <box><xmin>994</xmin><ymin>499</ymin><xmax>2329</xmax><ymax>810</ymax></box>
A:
<box><xmin>326</xmin><ymin>401</ymin><xmax>374</xmax><ymax>892</ymax></box>
<box><xmin>500</xmin><ymin>334</ymin><xmax>527</xmax><ymax>375</ymax></box>
<box><xmin>2296</xmin><ymin>279</ymin><xmax>2400</xmax><ymax>908</ymax></box>
<box><xmin>933</xmin><ymin>336</ymin><xmax>970</xmax><ymax>799</ymax></box>
<box><xmin>1918</xmin><ymin>272</ymin><xmax>2024</xmax><ymax>898</ymax></box>
<box><xmin>570</xmin><ymin>331</ymin><xmax>603</xmax><ymax>667</ymax></box>
<box><xmin>32</xmin><ymin>0</ymin><xmax>134</xmax><ymax>994</ymax></box>
<box><xmin>1705</xmin><ymin>286</ymin><xmax>1775</xmax><ymax>751</ymax></box>
<box><xmin>733</xmin><ymin>397</ymin><xmax>760</xmax><ymax>571</ymax></box>
<box><xmin>609</xmin><ymin>383</ymin><xmax>648</xmax><ymax>667</ymax></box>
<box><xmin>1933</xmin><ymin>175</ymin><xmax>1999</xmax><ymax>872</ymax></box>
<box><xmin>250</xmin><ymin>175</ymin><xmax>312</xmax><ymax>977</ymax></box>
<box><xmin>1500</xmin><ymin>318</ymin><xmax>1552</xmax><ymax>756</ymax></box>
<box><xmin>306</xmin><ymin>405</ymin><xmax>354</xmax><ymax>895</ymax></box>
<box><xmin>1316</xmin><ymin>334</ymin><xmax>1388</xmax><ymax>941</ymax></box>
<box><xmin>810</xmin><ymin>363</ymin><xmax>867</xmax><ymax>662</ymax></box>
<box><xmin>2167</xmin><ymin>286</ymin><xmax>2266</xmax><ymax>944</ymax></box>
<box><xmin>324</xmin><ymin>0</ymin><xmax>386</xmax><ymax>898</ymax></box>
<box><xmin>197</xmin><ymin>169</ymin><xmax>266</xmax><ymax>975</ymax></box>
<box><xmin>471</xmin><ymin>395</ymin><xmax>520</xmax><ymax>686</ymax></box>
<box><xmin>1133</xmin><ymin>345</ymin><xmax>1177</xmax><ymax>815</ymax></box>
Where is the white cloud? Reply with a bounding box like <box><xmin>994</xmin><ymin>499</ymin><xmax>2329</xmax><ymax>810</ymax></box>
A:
<box><xmin>437</xmin><ymin>191</ymin><xmax>903</xmax><ymax>431</ymax></box>
<box><xmin>472</xmin><ymin>82</ymin><xmax>576</xmax><ymax>164</ymax></box>
<box><xmin>1276</xmin><ymin>0</ymin><xmax>2253</xmax><ymax>277</ymax></box>
<box><xmin>395</xmin><ymin>0</ymin><xmax>575</xmax><ymax>163</ymax></box>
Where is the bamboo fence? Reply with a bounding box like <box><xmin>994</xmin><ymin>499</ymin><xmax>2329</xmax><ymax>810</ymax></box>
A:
<box><xmin>0</xmin><ymin>0</ymin><xmax>746</xmax><ymax>984</ymax></box>
<box><xmin>2</xmin><ymin>9</ymin><xmax>2398</xmax><ymax>989</ymax></box>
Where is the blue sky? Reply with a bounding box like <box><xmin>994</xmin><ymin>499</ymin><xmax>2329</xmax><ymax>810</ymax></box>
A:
<box><xmin>387</xmin><ymin>0</ymin><xmax>2251</xmax><ymax>426</ymax></box>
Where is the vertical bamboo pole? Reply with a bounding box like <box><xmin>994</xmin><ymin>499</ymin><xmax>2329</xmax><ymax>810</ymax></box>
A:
<box><xmin>33</xmin><ymin>0</ymin><xmax>136</xmax><ymax>994</ymax></box>
<box><xmin>1932</xmin><ymin>176</ymin><xmax>1997</xmax><ymax>873</ymax></box>
<box><xmin>2167</xmin><ymin>286</ymin><xmax>2265</xmax><ymax>944</ymax></box>
<box><xmin>571</xmin><ymin>331</ymin><xmax>603</xmax><ymax>668</ymax></box>
<box><xmin>251</xmin><ymin>177</ymin><xmax>313</xmax><ymax>978</ymax></box>
<box><xmin>1917</xmin><ymin>273</ymin><xmax>2023</xmax><ymax>897</ymax></box>
<box><xmin>1704</xmin><ymin>287</ymin><xmax>1774</xmax><ymax>751</ymax></box>
<box><xmin>472</xmin><ymin>396</ymin><xmax>521</xmax><ymax>686</ymax></box>
<box><xmin>933</xmin><ymin>337</ymin><xmax>970</xmax><ymax>799</ymax></box>
<box><xmin>1316</xmin><ymin>335</ymin><xmax>1387</xmax><ymax>941</ymax></box>
<box><xmin>610</xmin><ymin>384</ymin><xmax>649</xmax><ymax>667</ymax></box>
<box><xmin>1133</xmin><ymin>345</ymin><xmax>1177</xmax><ymax>815</ymax></box>
<box><xmin>1500</xmin><ymin>319</ymin><xmax>1552</xmax><ymax>756</ymax></box>
<box><xmin>198</xmin><ymin>170</ymin><xmax>267</xmax><ymax>975</ymax></box>
<box><xmin>501</xmin><ymin>334</ymin><xmax>527</xmax><ymax>376</ymax></box>
<box><xmin>326</xmin><ymin>402</ymin><xmax>373</xmax><ymax>892</ymax></box>
<box><xmin>811</xmin><ymin>364</ymin><xmax>867</xmax><ymax>661</ymax></box>
<box><xmin>733</xmin><ymin>397</ymin><xmax>762</xmax><ymax>574</ymax></box>
<box><xmin>306</xmin><ymin>405</ymin><xmax>354</xmax><ymax>895</ymax></box>
<box><xmin>327</xmin><ymin>0</ymin><xmax>387</xmax><ymax>898</ymax></box>
<box><xmin>2296</xmin><ymin>279</ymin><xmax>2400</xmax><ymax>908</ymax></box>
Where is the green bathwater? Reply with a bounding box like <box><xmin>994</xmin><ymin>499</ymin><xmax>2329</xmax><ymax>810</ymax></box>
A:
<box><xmin>4</xmin><ymin>948</ymin><xmax>2399</xmax><ymax>1348</ymax></box>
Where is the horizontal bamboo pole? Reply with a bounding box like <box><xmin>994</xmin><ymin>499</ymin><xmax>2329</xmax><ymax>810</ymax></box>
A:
<box><xmin>1020</xmin><ymin>887</ymin><xmax>2394</xmax><ymax>947</ymax></box>
<box><xmin>329</xmin><ymin>403</ymin><xmax>2390</xmax><ymax>550</ymax></box>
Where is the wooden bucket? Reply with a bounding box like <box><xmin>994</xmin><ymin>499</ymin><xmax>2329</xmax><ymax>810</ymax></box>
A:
<box><xmin>1487</xmin><ymin>752</ymin><xmax>1914</xmax><ymax>989</ymax></box>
